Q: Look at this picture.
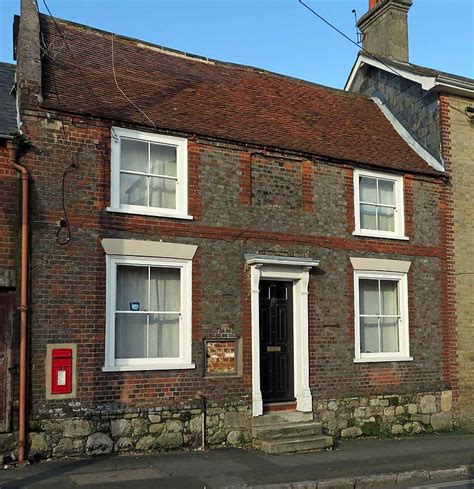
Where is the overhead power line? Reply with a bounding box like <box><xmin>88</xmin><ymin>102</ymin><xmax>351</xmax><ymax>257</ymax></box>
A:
<box><xmin>297</xmin><ymin>0</ymin><xmax>405</xmax><ymax>79</ymax></box>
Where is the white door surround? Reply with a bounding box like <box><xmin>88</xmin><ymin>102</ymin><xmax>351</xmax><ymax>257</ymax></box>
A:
<box><xmin>244</xmin><ymin>254</ymin><xmax>320</xmax><ymax>417</ymax></box>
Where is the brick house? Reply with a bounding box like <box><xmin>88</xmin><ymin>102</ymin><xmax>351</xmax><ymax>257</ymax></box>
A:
<box><xmin>0</xmin><ymin>61</ymin><xmax>18</xmax><ymax>443</ymax></box>
<box><xmin>346</xmin><ymin>0</ymin><xmax>474</xmax><ymax>429</ymax></box>
<box><xmin>6</xmin><ymin>0</ymin><xmax>457</xmax><ymax>458</ymax></box>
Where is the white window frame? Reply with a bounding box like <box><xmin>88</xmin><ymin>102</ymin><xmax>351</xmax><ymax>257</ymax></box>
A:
<box><xmin>353</xmin><ymin>169</ymin><xmax>408</xmax><ymax>240</ymax></box>
<box><xmin>354</xmin><ymin>269</ymin><xmax>412</xmax><ymax>363</ymax></box>
<box><xmin>103</xmin><ymin>255</ymin><xmax>194</xmax><ymax>371</ymax></box>
<box><xmin>107</xmin><ymin>127</ymin><xmax>192</xmax><ymax>220</ymax></box>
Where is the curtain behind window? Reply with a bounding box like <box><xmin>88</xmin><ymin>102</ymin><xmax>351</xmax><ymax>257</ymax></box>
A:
<box><xmin>359</xmin><ymin>279</ymin><xmax>399</xmax><ymax>354</ymax></box>
<box><xmin>115</xmin><ymin>265</ymin><xmax>181</xmax><ymax>359</ymax></box>
<box><xmin>150</xmin><ymin>268</ymin><xmax>180</xmax><ymax>357</ymax></box>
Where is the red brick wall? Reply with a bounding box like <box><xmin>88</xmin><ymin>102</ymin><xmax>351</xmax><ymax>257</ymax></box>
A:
<box><xmin>0</xmin><ymin>142</ymin><xmax>17</xmax><ymax>287</ymax></box>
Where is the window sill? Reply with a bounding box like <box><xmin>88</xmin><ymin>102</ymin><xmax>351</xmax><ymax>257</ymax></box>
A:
<box><xmin>106</xmin><ymin>207</ymin><xmax>194</xmax><ymax>220</ymax></box>
<box><xmin>102</xmin><ymin>363</ymin><xmax>196</xmax><ymax>372</ymax></box>
<box><xmin>354</xmin><ymin>357</ymin><xmax>413</xmax><ymax>363</ymax></box>
<box><xmin>352</xmin><ymin>231</ymin><xmax>409</xmax><ymax>241</ymax></box>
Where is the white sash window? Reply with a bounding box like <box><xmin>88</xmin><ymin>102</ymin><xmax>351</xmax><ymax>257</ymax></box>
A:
<box><xmin>353</xmin><ymin>169</ymin><xmax>407</xmax><ymax>240</ymax></box>
<box><xmin>108</xmin><ymin>128</ymin><xmax>191</xmax><ymax>220</ymax></box>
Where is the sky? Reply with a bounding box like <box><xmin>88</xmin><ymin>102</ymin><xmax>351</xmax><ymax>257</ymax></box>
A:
<box><xmin>0</xmin><ymin>0</ymin><xmax>473</xmax><ymax>90</ymax></box>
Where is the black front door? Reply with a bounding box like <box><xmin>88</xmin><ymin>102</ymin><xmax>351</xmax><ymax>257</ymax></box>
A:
<box><xmin>259</xmin><ymin>280</ymin><xmax>294</xmax><ymax>403</ymax></box>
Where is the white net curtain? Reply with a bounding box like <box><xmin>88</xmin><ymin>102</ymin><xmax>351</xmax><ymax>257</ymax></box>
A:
<box><xmin>359</xmin><ymin>279</ymin><xmax>399</xmax><ymax>354</ymax></box>
<box><xmin>115</xmin><ymin>265</ymin><xmax>181</xmax><ymax>359</ymax></box>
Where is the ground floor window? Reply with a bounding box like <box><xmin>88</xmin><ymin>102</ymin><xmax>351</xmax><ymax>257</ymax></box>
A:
<box><xmin>104</xmin><ymin>255</ymin><xmax>193</xmax><ymax>371</ymax></box>
<box><xmin>354</xmin><ymin>268</ymin><xmax>411</xmax><ymax>363</ymax></box>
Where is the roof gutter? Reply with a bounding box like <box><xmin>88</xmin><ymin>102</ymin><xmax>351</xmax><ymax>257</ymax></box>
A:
<box><xmin>432</xmin><ymin>76</ymin><xmax>474</xmax><ymax>98</ymax></box>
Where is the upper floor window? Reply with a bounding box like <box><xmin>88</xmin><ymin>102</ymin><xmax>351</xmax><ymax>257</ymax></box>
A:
<box><xmin>108</xmin><ymin>127</ymin><xmax>191</xmax><ymax>219</ymax></box>
<box><xmin>353</xmin><ymin>169</ymin><xmax>407</xmax><ymax>240</ymax></box>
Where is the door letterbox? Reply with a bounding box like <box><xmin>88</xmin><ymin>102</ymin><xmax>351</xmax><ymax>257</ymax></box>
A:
<box><xmin>51</xmin><ymin>348</ymin><xmax>72</xmax><ymax>394</ymax></box>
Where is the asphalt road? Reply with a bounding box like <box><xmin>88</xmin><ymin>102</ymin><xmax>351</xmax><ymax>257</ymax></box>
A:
<box><xmin>0</xmin><ymin>433</ymin><xmax>473</xmax><ymax>488</ymax></box>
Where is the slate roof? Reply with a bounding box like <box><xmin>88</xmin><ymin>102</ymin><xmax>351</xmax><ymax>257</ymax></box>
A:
<box><xmin>0</xmin><ymin>62</ymin><xmax>17</xmax><ymax>137</ymax></box>
<box><xmin>38</xmin><ymin>15</ymin><xmax>440</xmax><ymax>175</ymax></box>
<box><xmin>370</xmin><ymin>54</ymin><xmax>474</xmax><ymax>86</ymax></box>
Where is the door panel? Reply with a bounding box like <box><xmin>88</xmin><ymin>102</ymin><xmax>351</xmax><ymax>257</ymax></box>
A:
<box><xmin>0</xmin><ymin>291</ymin><xmax>14</xmax><ymax>431</ymax></box>
<box><xmin>259</xmin><ymin>280</ymin><xmax>294</xmax><ymax>403</ymax></box>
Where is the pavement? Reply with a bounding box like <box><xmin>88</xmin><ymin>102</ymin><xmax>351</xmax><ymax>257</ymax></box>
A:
<box><xmin>0</xmin><ymin>433</ymin><xmax>473</xmax><ymax>488</ymax></box>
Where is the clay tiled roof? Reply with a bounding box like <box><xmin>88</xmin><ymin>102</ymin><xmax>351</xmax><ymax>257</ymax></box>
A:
<box><xmin>39</xmin><ymin>15</ymin><xmax>440</xmax><ymax>175</ymax></box>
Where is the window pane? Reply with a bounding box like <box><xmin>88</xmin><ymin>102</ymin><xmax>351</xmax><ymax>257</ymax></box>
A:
<box><xmin>380</xmin><ymin>280</ymin><xmax>398</xmax><ymax>315</ymax></box>
<box><xmin>120</xmin><ymin>174</ymin><xmax>147</xmax><ymax>206</ymax></box>
<box><xmin>148</xmin><ymin>313</ymin><xmax>180</xmax><ymax>358</ymax></box>
<box><xmin>151</xmin><ymin>144</ymin><xmax>177</xmax><ymax>177</ymax></box>
<box><xmin>360</xmin><ymin>317</ymin><xmax>379</xmax><ymax>353</ymax></box>
<box><xmin>150</xmin><ymin>267</ymin><xmax>180</xmax><ymax>311</ymax></box>
<box><xmin>115</xmin><ymin>313</ymin><xmax>147</xmax><ymax>358</ymax></box>
<box><xmin>360</xmin><ymin>177</ymin><xmax>377</xmax><ymax>203</ymax></box>
<box><xmin>359</xmin><ymin>279</ymin><xmax>379</xmax><ymax>315</ymax></box>
<box><xmin>121</xmin><ymin>138</ymin><xmax>148</xmax><ymax>173</ymax></box>
<box><xmin>378</xmin><ymin>180</ymin><xmax>395</xmax><ymax>205</ymax></box>
<box><xmin>149</xmin><ymin>177</ymin><xmax>176</xmax><ymax>209</ymax></box>
<box><xmin>380</xmin><ymin>317</ymin><xmax>399</xmax><ymax>352</ymax></box>
<box><xmin>116</xmin><ymin>265</ymin><xmax>148</xmax><ymax>311</ymax></box>
<box><xmin>268</xmin><ymin>282</ymin><xmax>288</xmax><ymax>300</ymax></box>
<box><xmin>360</xmin><ymin>204</ymin><xmax>377</xmax><ymax>230</ymax></box>
<box><xmin>378</xmin><ymin>207</ymin><xmax>395</xmax><ymax>232</ymax></box>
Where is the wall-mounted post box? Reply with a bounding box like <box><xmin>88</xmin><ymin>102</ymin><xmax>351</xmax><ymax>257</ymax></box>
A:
<box><xmin>51</xmin><ymin>348</ymin><xmax>73</xmax><ymax>394</ymax></box>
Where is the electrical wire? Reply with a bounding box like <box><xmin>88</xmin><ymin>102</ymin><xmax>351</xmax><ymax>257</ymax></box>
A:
<box><xmin>40</xmin><ymin>0</ymin><xmax>106</xmax><ymax>245</ymax></box>
<box><xmin>55</xmin><ymin>163</ymin><xmax>76</xmax><ymax>245</ymax></box>
<box><xmin>111</xmin><ymin>33</ymin><xmax>156</xmax><ymax>129</ymax></box>
<box><xmin>447</xmin><ymin>102</ymin><xmax>474</xmax><ymax>122</ymax></box>
<box><xmin>298</xmin><ymin>0</ymin><xmax>405</xmax><ymax>79</ymax></box>
<box><xmin>38</xmin><ymin>31</ymin><xmax>77</xmax><ymax>246</ymax></box>
<box><xmin>41</xmin><ymin>0</ymin><xmax>102</xmax><ymax>113</ymax></box>
<box><xmin>298</xmin><ymin>0</ymin><xmax>474</xmax><ymax>124</ymax></box>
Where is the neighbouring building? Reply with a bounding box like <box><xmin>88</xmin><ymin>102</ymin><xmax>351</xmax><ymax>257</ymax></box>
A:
<box><xmin>0</xmin><ymin>61</ymin><xmax>18</xmax><ymax>449</ymax></box>
<box><xmin>3</xmin><ymin>0</ymin><xmax>458</xmax><ymax>459</ymax></box>
<box><xmin>346</xmin><ymin>0</ymin><xmax>474</xmax><ymax>429</ymax></box>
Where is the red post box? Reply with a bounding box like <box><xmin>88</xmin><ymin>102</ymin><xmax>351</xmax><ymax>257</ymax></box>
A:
<box><xmin>51</xmin><ymin>348</ymin><xmax>73</xmax><ymax>394</ymax></box>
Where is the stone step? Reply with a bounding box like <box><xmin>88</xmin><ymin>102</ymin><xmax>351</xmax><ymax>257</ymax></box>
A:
<box><xmin>258</xmin><ymin>434</ymin><xmax>333</xmax><ymax>454</ymax></box>
<box><xmin>253</xmin><ymin>421</ymin><xmax>323</xmax><ymax>440</ymax></box>
<box><xmin>252</xmin><ymin>411</ymin><xmax>313</xmax><ymax>427</ymax></box>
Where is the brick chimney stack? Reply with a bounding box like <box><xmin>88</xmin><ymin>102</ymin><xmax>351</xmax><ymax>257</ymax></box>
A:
<box><xmin>15</xmin><ymin>0</ymin><xmax>42</xmax><ymax>107</ymax></box>
<box><xmin>357</xmin><ymin>0</ymin><xmax>413</xmax><ymax>63</ymax></box>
